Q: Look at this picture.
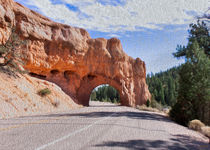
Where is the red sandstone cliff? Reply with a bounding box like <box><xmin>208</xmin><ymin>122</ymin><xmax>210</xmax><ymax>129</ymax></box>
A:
<box><xmin>0</xmin><ymin>0</ymin><xmax>150</xmax><ymax>107</ymax></box>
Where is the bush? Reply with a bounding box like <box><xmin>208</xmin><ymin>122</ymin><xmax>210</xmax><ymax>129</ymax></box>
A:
<box><xmin>146</xmin><ymin>99</ymin><xmax>150</xmax><ymax>107</ymax></box>
<box><xmin>188</xmin><ymin>119</ymin><xmax>205</xmax><ymax>131</ymax></box>
<box><xmin>38</xmin><ymin>88</ymin><xmax>51</xmax><ymax>97</ymax></box>
<box><xmin>151</xmin><ymin>99</ymin><xmax>163</xmax><ymax>111</ymax></box>
<box><xmin>169</xmin><ymin>100</ymin><xmax>191</xmax><ymax>126</ymax></box>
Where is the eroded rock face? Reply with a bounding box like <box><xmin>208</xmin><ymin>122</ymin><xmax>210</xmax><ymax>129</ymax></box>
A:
<box><xmin>0</xmin><ymin>0</ymin><xmax>151</xmax><ymax>107</ymax></box>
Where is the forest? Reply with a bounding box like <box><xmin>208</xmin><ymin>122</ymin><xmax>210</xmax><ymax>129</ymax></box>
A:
<box><xmin>146</xmin><ymin>66</ymin><xmax>180</xmax><ymax>106</ymax></box>
<box><xmin>90</xmin><ymin>85</ymin><xmax>120</xmax><ymax>103</ymax></box>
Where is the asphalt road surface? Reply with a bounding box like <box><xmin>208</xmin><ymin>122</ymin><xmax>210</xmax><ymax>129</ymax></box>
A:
<box><xmin>0</xmin><ymin>101</ymin><xmax>209</xmax><ymax>150</ymax></box>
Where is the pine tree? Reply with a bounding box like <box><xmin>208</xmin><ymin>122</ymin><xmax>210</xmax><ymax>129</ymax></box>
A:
<box><xmin>173</xmin><ymin>21</ymin><xmax>209</xmax><ymax>58</ymax></box>
<box><xmin>170</xmin><ymin>21</ymin><xmax>210</xmax><ymax>125</ymax></box>
<box><xmin>168</xmin><ymin>77</ymin><xmax>175</xmax><ymax>106</ymax></box>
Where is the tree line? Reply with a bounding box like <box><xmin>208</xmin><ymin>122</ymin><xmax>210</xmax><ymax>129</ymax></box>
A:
<box><xmin>90</xmin><ymin>85</ymin><xmax>120</xmax><ymax>103</ymax></box>
<box><xmin>146</xmin><ymin>67</ymin><xmax>180</xmax><ymax>106</ymax></box>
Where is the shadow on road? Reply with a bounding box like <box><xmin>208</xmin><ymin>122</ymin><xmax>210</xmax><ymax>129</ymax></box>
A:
<box><xmin>89</xmin><ymin>104</ymin><xmax>120</xmax><ymax>107</ymax></box>
<box><xmin>27</xmin><ymin>111</ymin><xmax>172</xmax><ymax>123</ymax></box>
<box><xmin>94</xmin><ymin>134</ymin><xmax>209</xmax><ymax>150</ymax></box>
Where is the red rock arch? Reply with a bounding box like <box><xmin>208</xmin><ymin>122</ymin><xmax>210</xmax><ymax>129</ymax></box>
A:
<box><xmin>77</xmin><ymin>74</ymin><xmax>127</xmax><ymax>106</ymax></box>
<box><xmin>0</xmin><ymin>0</ymin><xmax>151</xmax><ymax>107</ymax></box>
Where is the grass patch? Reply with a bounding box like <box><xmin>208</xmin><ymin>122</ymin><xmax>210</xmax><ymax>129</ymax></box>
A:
<box><xmin>137</xmin><ymin>104</ymin><xmax>160</xmax><ymax>113</ymax></box>
<box><xmin>38</xmin><ymin>88</ymin><xmax>51</xmax><ymax>97</ymax></box>
<box><xmin>150</xmin><ymin>99</ymin><xmax>163</xmax><ymax>111</ymax></box>
<box><xmin>137</xmin><ymin>99</ymin><xmax>171</xmax><ymax>116</ymax></box>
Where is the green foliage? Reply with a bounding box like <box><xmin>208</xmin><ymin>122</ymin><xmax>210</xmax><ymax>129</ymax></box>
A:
<box><xmin>38</xmin><ymin>88</ymin><xmax>51</xmax><ymax>97</ymax></box>
<box><xmin>146</xmin><ymin>99</ymin><xmax>150</xmax><ymax>107</ymax></box>
<box><xmin>173</xmin><ymin>21</ymin><xmax>210</xmax><ymax>58</ymax></box>
<box><xmin>170</xmin><ymin>20</ymin><xmax>210</xmax><ymax>126</ymax></box>
<box><xmin>146</xmin><ymin>66</ymin><xmax>180</xmax><ymax>106</ymax></box>
<box><xmin>169</xmin><ymin>99</ymin><xmax>188</xmax><ymax>126</ymax></box>
<box><xmin>90</xmin><ymin>89</ymin><xmax>97</xmax><ymax>101</ymax></box>
<box><xmin>0</xmin><ymin>27</ymin><xmax>27</xmax><ymax>73</ymax></box>
<box><xmin>90</xmin><ymin>85</ymin><xmax>120</xmax><ymax>103</ymax></box>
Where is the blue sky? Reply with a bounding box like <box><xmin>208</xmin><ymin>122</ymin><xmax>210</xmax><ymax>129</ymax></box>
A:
<box><xmin>14</xmin><ymin>0</ymin><xmax>209</xmax><ymax>74</ymax></box>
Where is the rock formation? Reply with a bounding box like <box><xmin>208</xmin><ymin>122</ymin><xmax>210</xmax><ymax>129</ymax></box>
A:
<box><xmin>0</xmin><ymin>0</ymin><xmax>151</xmax><ymax>107</ymax></box>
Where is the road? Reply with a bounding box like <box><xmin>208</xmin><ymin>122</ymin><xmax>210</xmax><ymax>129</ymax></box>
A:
<box><xmin>0</xmin><ymin>101</ymin><xmax>209</xmax><ymax>150</ymax></box>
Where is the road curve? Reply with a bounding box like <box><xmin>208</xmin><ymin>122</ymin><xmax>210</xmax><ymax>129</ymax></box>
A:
<box><xmin>0</xmin><ymin>101</ymin><xmax>209</xmax><ymax>150</ymax></box>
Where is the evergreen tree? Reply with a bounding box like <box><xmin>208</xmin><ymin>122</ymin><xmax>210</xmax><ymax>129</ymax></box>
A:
<box><xmin>168</xmin><ymin>77</ymin><xmax>175</xmax><ymax>106</ymax></box>
<box><xmin>170</xmin><ymin>21</ymin><xmax>210</xmax><ymax>126</ymax></box>
<box><xmin>173</xmin><ymin>21</ymin><xmax>209</xmax><ymax>58</ymax></box>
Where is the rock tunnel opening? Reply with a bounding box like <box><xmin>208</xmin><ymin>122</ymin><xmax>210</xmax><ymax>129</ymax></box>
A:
<box><xmin>90</xmin><ymin>84</ymin><xmax>120</xmax><ymax>105</ymax></box>
<box><xmin>76</xmin><ymin>74</ymin><xmax>129</xmax><ymax>106</ymax></box>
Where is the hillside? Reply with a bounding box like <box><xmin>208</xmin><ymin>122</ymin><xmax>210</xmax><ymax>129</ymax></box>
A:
<box><xmin>0</xmin><ymin>70</ymin><xmax>79</xmax><ymax>119</ymax></box>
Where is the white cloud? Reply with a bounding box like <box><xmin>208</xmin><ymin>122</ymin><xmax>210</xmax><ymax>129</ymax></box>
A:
<box><xmin>16</xmin><ymin>0</ymin><xmax>209</xmax><ymax>32</ymax></box>
<box><xmin>107</xmin><ymin>33</ymin><xmax>121</xmax><ymax>38</ymax></box>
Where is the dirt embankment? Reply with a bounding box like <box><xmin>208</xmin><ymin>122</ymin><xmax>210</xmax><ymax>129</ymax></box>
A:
<box><xmin>0</xmin><ymin>71</ymin><xmax>80</xmax><ymax>119</ymax></box>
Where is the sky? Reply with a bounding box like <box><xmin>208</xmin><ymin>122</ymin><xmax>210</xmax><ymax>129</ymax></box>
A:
<box><xmin>14</xmin><ymin>0</ymin><xmax>209</xmax><ymax>74</ymax></box>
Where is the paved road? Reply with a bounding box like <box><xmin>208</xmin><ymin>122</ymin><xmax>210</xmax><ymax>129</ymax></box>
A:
<box><xmin>0</xmin><ymin>101</ymin><xmax>209</xmax><ymax>150</ymax></box>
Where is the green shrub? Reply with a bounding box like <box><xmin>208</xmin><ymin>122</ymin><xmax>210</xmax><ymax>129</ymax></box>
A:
<box><xmin>38</xmin><ymin>88</ymin><xmax>51</xmax><ymax>97</ymax></box>
<box><xmin>146</xmin><ymin>99</ymin><xmax>150</xmax><ymax>107</ymax></box>
<box><xmin>170</xmin><ymin>100</ymin><xmax>196</xmax><ymax>126</ymax></box>
<box><xmin>169</xmin><ymin>101</ymin><xmax>186</xmax><ymax>125</ymax></box>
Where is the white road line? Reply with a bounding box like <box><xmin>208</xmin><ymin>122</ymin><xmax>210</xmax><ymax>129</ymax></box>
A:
<box><xmin>35</xmin><ymin>112</ymin><xmax>117</xmax><ymax>150</ymax></box>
